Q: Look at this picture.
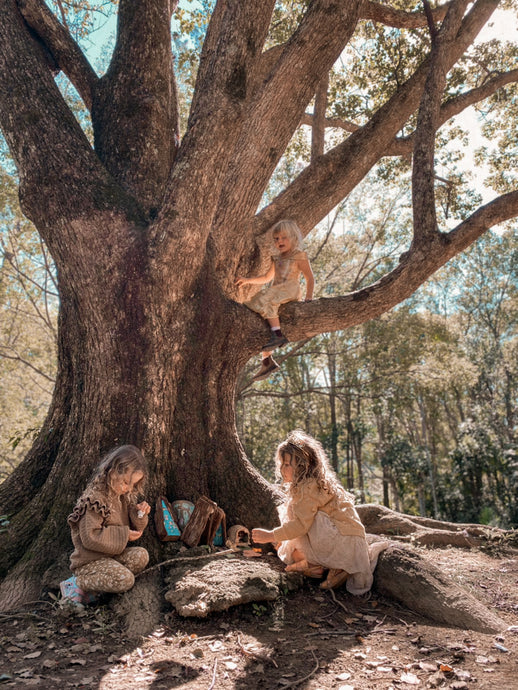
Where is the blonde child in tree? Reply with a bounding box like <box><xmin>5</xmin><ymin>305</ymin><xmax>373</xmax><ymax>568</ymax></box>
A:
<box><xmin>60</xmin><ymin>445</ymin><xmax>151</xmax><ymax>604</ymax></box>
<box><xmin>236</xmin><ymin>219</ymin><xmax>314</xmax><ymax>381</ymax></box>
<box><xmin>252</xmin><ymin>430</ymin><xmax>388</xmax><ymax>593</ymax></box>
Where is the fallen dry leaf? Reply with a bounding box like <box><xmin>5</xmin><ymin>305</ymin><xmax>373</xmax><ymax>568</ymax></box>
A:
<box><xmin>400</xmin><ymin>671</ymin><xmax>420</xmax><ymax>685</ymax></box>
<box><xmin>23</xmin><ymin>652</ymin><xmax>42</xmax><ymax>659</ymax></box>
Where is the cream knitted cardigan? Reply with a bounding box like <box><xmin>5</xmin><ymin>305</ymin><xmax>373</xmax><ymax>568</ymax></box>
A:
<box><xmin>272</xmin><ymin>478</ymin><xmax>366</xmax><ymax>542</ymax></box>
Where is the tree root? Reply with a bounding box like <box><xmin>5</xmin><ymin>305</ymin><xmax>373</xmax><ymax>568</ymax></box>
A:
<box><xmin>111</xmin><ymin>570</ymin><xmax>163</xmax><ymax>640</ymax></box>
<box><xmin>358</xmin><ymin>504</ymin><xmax>516</xmax><ymax>548</ymax></box>
<box><xmin>374</xmin><ymin>545</ymin><xmax>506</xmax><ymax>633</ymax></box>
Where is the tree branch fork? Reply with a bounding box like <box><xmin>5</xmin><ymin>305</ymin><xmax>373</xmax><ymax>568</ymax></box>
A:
<box><xmin>2</xmin><ymin>0</ymin><xmax>516</xmax><ymax>333</ymax></box>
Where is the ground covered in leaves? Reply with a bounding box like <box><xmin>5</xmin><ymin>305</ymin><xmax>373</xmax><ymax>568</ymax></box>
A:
<box><xmin>1</xmin><ymin>546</ymin><xmax>517</xmax><ymax>689</ymax></box>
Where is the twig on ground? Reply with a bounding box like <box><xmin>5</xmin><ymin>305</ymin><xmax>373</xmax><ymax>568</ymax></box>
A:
<box><xmin>328</xmin><ymin>587</ymin><xmax>351</xmax><ymax>614</ymax></box>
<box><xmin>280</xmin><ymin>648</ymin><xmax>319</xmax><ymax>688</ymax></box>
<box><xmin>237</xmin><ymin>633</ymin><xmax>278</xmax><ymax>668</ymax></box>
<box><xmin>1</xmin><ymin>600</ymin><xmax>54</xmax><ymax>611</ymax></box>
<box><xmin>0</xmin><ymin>611</ymin><xmax>49</xmax><ymax>622</ymax></box>
<box><xmin>372</xmin><ymin>614</ymin><xmax>388</xmax><ymax>630</ymax></box>
<box><xmin>136</xmin><ymin>548</ymin><xmax>237</xmax><ymax>576</ymax></box>
<box><xmin>368</xmin><ymin>628</ymin><xmax>397</xmax><ymax>635</ymax></box>
<box><xmin>305</xmin><ymin>628</ymin><xmax>358</xmax><ymax>637</ymax></box>
<box><xmin>207</xmin><ymin>657</ymin><xmax>218</xmax><ymax>690</ymax></box>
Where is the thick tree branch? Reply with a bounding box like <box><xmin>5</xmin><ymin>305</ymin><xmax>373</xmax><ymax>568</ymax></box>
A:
<box><xmin>255</xmin><ymin>58</ymin><xmax>432</xmax><ymax>236</ymax></box>
<box><xmin>311</xmin><ymin>74</ymin><xmax>329</xmax><ymax>161</ymax></box>
<box><xmin>212</xmin><ymin>0</ymin><xmax>363</xmax><ymax>278</ymax></box>
<box><xmin>301</xmin><ymin>65</ymin><xmax>518</xmax><ymax>159</ymax></box>
<box><xmin>253</xmin><ymin>0</ymin><xmax>500</xmax><ymax>239</ymax></box>
<box><xmin>447</xmin><ymin>190</ymin><xmax>518</xmax><ymax>254</ymax></box>
<box><xmin>93</xmin><ymin>0</ymin><xmax>176</xmax><ymax>209</ymax></box>
<box><xmin>263</xmin><ymin>190</ymin><xmax>518</xmax><ymax>346</ymax></box>
<box><xmin>440</xmin><ymin>68</ymin><xmax>518</xmax><ymax>120</ymax></box>
<box><xmin>152</xmin><ymin>1</ymin><xmax>277</xmax><ymax>286</ymax></box>
<box><xmin>360</xmin><ymin>0</ymin><xmax>451</xmax><ymax>28</ymax></box>
<box><xmin>301</xmin><ymin>112</ymin><xmax>359</xmax><ymax>134</ymax></box>
<box><xmin>412</xmin><ymin>0</ymin><xmax>471</xmax><ymax>246</ymax></box>
<box><xmin>16</xmin><ymin>0</ymin><xmax>97</xmax><ymax>110</ymax></box>
<box><xmin>0</xmin><ymin>1</ymin><xmax>147</xmax><ymax>277</ymax></box>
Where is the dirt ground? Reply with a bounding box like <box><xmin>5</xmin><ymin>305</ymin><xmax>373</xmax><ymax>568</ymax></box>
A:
<box><xmin>1</xmin><ymin>545</ymin><xmax>517</xmax><ymax>689</ymax></box>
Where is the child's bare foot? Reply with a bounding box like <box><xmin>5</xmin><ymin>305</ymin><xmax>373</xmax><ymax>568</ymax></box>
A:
<box><xmin>285</xmin><ymin>559</ymin><xmax>323</xmax><ymax>578</ymax></box>
<box><xmin>285</xmin><ymin>559</ymin><xmax>309</xmax><ymax>572</ymax></box>
<box><xmin>320</xmin><ymin>568</ymin><xmax>348</xmax><ymax>590</ymax></box>
<box><xmin>302</xmin><ymin>565</ymin><xmax>325</xmax><ymax>578</ymax></box>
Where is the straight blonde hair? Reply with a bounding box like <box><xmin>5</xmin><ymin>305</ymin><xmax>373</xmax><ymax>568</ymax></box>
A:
<box><xmin>271</xmin><ymin>219</ymin><xmax>304</xmax><ymax>253</ymax></box>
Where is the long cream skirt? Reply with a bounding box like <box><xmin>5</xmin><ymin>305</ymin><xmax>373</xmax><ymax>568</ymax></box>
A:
<box><xmin>277</xmin><ymin>510</ymin><xmax>388</xmax><ymax>595</ymax></box>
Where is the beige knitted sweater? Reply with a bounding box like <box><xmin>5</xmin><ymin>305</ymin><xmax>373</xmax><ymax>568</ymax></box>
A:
<box><xmin>67</xmin><ymin>490</ymin><xmax>148</xmax><ymax>571</ymax></box>
<box><xmin>272</xmin><ymin>478</ymin><xmax>366</xmax><ymax>542</ymax></box>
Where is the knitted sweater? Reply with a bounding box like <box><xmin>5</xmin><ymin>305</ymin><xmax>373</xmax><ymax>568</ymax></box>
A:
<box><xmin>67</xmin><ymin>490</ymin><xmax>149</xmax><ymax>571</ymax></box>
<box><xmin>272</xmin><ymin>478</ymin><xmax>366</xmax><ymax>542</ymax></box>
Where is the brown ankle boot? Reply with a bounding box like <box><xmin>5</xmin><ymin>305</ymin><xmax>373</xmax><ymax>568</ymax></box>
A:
<box><xmin>252</xmin><ymin>357</ymin><xmax>279</xmax><ymax>381</ymax></box>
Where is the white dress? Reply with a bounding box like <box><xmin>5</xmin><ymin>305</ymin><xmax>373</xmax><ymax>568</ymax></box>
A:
<box><xmin>276</xmin><ymin>505</ymin><xmax>388</xmax><ymax>595</ymax></box>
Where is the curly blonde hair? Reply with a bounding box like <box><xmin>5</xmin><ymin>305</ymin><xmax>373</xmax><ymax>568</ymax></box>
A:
<box><xmin>275</xmin><ymin>430</ymin><xmax>352</xmax><ymax>501</ymax></box>
<box><xmin>84</xmin><ymin>445</ymin><xmax>147</xmax><ymax>502</ymax></box>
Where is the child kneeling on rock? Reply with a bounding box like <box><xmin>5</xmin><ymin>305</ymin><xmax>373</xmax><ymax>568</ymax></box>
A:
<box><xmin>252</xmin><ymin>430</ymin><xmax>387</xmax><ymax>593</ymax></box>
<box><xmin>61</xmin><ymin>445</ymin><xmax>151</xmax><ymax>604</ymax></box>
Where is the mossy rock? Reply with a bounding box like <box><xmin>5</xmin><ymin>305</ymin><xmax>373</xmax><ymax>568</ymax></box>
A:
<box><xmin>164</xmin><ymin>555</ymin><xmax>302</xmax><ymax>617</ymax></box>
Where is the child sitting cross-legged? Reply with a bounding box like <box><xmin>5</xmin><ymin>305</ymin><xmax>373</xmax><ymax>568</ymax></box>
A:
<box><xmin>60</xmin><ymin>445</ymin><xmax>151</xmax><ymax>605</ymax></box>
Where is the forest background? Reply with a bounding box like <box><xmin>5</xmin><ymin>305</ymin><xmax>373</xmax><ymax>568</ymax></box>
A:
<box><xmin>0</xmin><ymin>0</ymin><xmax>517</xmax><ymax>531</ymax></box>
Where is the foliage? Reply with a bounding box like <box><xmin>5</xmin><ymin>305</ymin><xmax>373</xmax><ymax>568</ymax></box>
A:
<box><xmin>0</xmin><ymin>149</ymin><xmax>57</xmax><ymax>480</ymax></box>
<box><xmin>237</xmin><ymin>183</ymin><xmax>517</xmax><ymax>526</ymax></box>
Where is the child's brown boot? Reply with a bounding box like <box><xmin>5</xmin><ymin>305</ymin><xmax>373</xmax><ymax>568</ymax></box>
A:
<box><xmin>252</xmin><ymin>356</ymin><xmax>279</xmax><ymax>381</ymax></box>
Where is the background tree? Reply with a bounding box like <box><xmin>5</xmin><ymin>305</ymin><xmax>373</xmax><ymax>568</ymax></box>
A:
<box><xmin>0</xmin><ymin>0</ymin><xmax>517</xmax><ymax>609</ymax></box>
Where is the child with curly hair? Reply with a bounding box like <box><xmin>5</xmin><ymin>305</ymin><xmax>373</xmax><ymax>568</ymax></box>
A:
<box><xmin>252</xmin><ymin>430</ymin><xmax>387</xmax><ymax>593</ymax></box>
<box><xmin>61</xmin><ymin>445</ymin><xmax>151</xmax><ymax>603</ymax></box>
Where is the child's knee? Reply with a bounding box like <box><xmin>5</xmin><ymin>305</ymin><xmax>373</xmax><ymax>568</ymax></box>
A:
<box><xmin>117</xmin><ymin>570</ymin><xmax>135</xmax><ymax>592</ymax></box>
<box><xmin>120</xmin><ymin>546</ymin><xmax>149</xmax><ymax>573</ymax></box>
<box><xmin>131</xmin><ymin>547</ymin><xmax>149</xmax><ymax>573</ymax></box>
<box><xmin>106</xmin><ymin>566</ymin><xmax>135</xmax><ymax>593</ymax></box>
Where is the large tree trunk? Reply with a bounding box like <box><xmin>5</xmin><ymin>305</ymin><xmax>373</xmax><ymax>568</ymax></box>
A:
<box><xmin>0</xmin><ymin>229</ymin><xmax>280</xmax><ymax>608</ymax></box>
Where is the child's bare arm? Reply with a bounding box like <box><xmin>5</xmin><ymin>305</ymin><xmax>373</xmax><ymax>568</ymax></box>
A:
<box><xmin>251</xmin><ymin>528</ymin><xmax>275</xmax><ymax>544</ymax></box>
<box><xmin>298</xmin><ymin>258</ymin><xmax>314</xmax><ymax>301</ymax></box>
<box><xmin>235</xmin><ymin>262</ymin><xmax>274</xmax><ymax>287</ymax></box>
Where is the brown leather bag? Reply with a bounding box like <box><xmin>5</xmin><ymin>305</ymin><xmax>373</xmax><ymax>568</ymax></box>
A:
<box><xmin>181</xmin><ymin>495</ymin><xmax>226</xmax><ymax>548</ymax></box>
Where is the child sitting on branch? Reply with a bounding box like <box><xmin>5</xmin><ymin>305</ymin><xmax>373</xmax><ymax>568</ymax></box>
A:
<box><xmin>236</xmin><ymin>219</ymin><xmax>314</xmax><ymax>382</ymax></box>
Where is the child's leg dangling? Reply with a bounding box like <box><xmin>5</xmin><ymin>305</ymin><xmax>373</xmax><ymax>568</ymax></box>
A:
<box><xmin>252</xmin><ymin>354</ymin><xmax>280</xmax><ymax>381</ymax></box>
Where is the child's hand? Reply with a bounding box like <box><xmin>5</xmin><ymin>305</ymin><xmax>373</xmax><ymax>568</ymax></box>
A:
<box><xmin>128</xmin><ymin>529</ymin><xmax>143</xmax><ymax>541</ymax></box>
<box><xmin>136</xmin><ymin>501</ymin><xmax>151</xmax><ymax>516</ymax></box>
<box><xmin>252</xmin><ymin>528</ymin><xmax>274</xmax><ymax>544</ymax></box>
<box><xmin>235</xmin><ymin>277</ymin><xmax>248</xmax><ymax>287</ymax></box>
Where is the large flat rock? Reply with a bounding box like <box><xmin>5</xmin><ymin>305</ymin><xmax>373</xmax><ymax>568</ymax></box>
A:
<box><xmin>164</xmin><ymin>554</ymin><xmax>302</xmax><ymax>617</ymax></box>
